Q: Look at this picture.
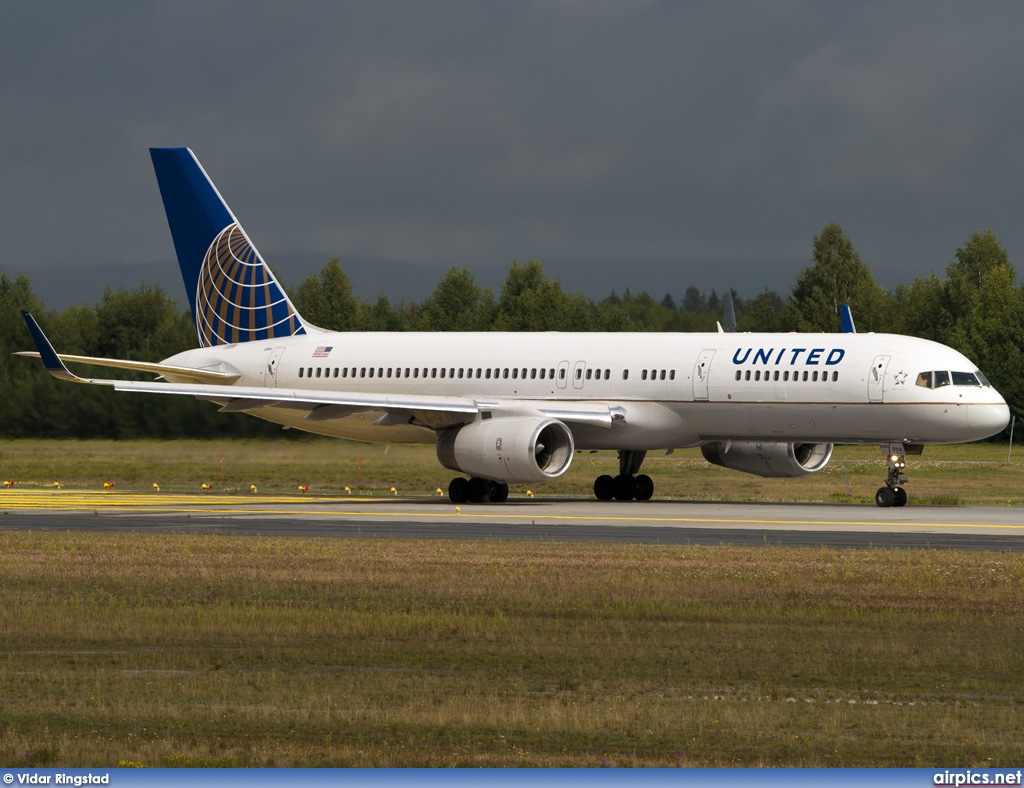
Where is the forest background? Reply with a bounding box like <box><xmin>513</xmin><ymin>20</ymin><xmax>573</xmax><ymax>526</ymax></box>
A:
<box><xmin>2</xmin><ymin>222</ymin><xmax>1021</xmax><ymax>439</ymax></box>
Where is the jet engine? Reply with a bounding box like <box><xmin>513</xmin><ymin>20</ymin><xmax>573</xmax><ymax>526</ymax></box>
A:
<box><xmin>437</xmin><ymin>417</ymin><xmax>575</xmax><ymax>484</ymax></box>
<box><xmin>700</xmin><ymin>441</ymin><xmax>833</xmax><ymax>478</ymax></box>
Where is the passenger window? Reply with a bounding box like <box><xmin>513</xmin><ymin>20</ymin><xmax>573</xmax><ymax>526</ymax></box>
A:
<box><xmin>641</xmin><ymin>370</ymin><xmax>648</xmax><ymax>381</ymax></box>
<box><xmin>754</xmin><ymin>371</ymin><xmax>760</xmax><ymax>381</ymax></box>
<box><xmin>308</xmin><ymin>368</ymin><xmax>313</xmax><ymax>378</ymax></box>
<box><xmin>735</xmin><ymin>371</ymin><xmax>741</xmax><ymax>381</ymax></box>
<box><xmin>559</xmin><ymin>369</ymin><xmax>566</xmax><ymax>380</ymax></box>
<box><xmin>783</xmin><ymin>371</ymin><xmax>789</xmax><ymax>382</ymax></box>
<box><xmin>503</xmin><ymin>369</ymin><xmax>509</xmax><ymax>379</ymax></box>
<box><xmin>298</xmin><ymin>367</ymin><xmax>304</xmax><ymax>378</ymax></box>
<box><xmin>669</xmin><ymin>370</ymin><xmax>675</xmax><ymax>381</ymax></box>
<box><xmin>773</xmin><ymin>371</ymin><xmax>779</xmax><ymax>382</ymax></box>
<box><xmin>832</xmin><ymin>371</ymin><xmax>838</xmax><ymax>382</ymax></box>
<box><xmin>586</xmin><ymin>369</ymin><xmax>592</xmax><ymax>380</ymax></box>
<box><xmin>539</xmin><ymin>368</ymin><xmax>546</xmax><ymax>380</ymax></box>
<box><xmin>368</xmin><ymin>368</ymin><xmax>374</xmax><ymax>378</ymax></box>
<box><xmin>576</xmin><ymin>369</ymin><xmax>582</xmax><ymax>380</ymax></box>
<box><xmin>745</xmin><ymin>371</ymin><xmax>751</xmax><ymax>381</ymax></box>
<box><xmin>334</xmin><ymin>368</ymin><xmax>339</xmax><ymax>378</ymax></box>
<box><xmin>485</xmin><ymin>369</ymin><xmax>491</xmax><ymax>379</ymax></box>
<box><xmin>802</xmin><ymin>371</ymin><xmax>808</xmax><ymax>382</ymax></box>
<box><xmin>531</xmin><ymin>369</ymin><xmax>537</xmax><ymax>380</ymax></box>
<box><xmin>812</xmin><ymin>371</ymin><xmax>818</xmax><ymax>382</ymax></box>
<box><xmin>659</xmin><ymin>370</ymin><xmax>666</xmax><ymax>381</ymax></box>
<box><xmin>622</xmin><ymin>370</ymin><xmax>629</xmax><ymax>380</ymax></box>
<box><xmin>512</xmin><ymin>368</ymin><xmax>519</xmax><ymax>379</ymax></box>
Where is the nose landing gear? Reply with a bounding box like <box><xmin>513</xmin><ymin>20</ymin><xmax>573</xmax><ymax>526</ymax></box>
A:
<box><xmin>876</xmin><ymin>443</ymin><xmax>909</xmax><ymax>507</ymax></box>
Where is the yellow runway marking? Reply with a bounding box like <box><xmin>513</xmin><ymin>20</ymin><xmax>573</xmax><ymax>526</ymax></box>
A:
<box><xmin>2</xmin><ymin>490</ymin><xmax>1021</xmax><ymax>531</ymax></box>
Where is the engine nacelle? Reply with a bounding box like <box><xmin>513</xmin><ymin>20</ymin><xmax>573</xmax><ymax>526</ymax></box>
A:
<box><xmin>700</xmin><ymin>441</ymin><xmax>833</xmax><ymax>478</ymax></box>
<box><xmin>437</xmin><ymin>417</ymin><xmax>575</xmax><ymax>484</ymax></box>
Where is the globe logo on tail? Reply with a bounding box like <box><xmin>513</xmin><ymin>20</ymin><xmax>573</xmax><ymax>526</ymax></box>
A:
<box><xmin>195</xmin><ymin>223</ymin><xmax>305</xmax><ymax>347</ymax></box>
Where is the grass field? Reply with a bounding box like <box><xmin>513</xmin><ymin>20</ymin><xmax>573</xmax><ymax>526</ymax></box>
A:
<box><xmin>1</xmin><ymin>532</ymin><xmax>1023</xmax><ymax>767</ymax></box>
<box><xmin>1</xmin><ymin>437</ymin><xmax>1023</xmax><ymax>505</ymax></box>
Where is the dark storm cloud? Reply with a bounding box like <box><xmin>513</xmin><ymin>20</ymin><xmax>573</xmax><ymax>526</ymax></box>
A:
<box><xmin>2</xmin><ymin>1</ymin><xmax>1023</xmax><ymax>308</ymax></box>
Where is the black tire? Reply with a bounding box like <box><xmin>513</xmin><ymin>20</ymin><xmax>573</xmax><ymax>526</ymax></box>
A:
<box><xmin>634</xmin><ymin>474</ymin><xmax>654</xmax><ymax>501</ymax></box>
<box><xmin>489</xmin><ymin>481</ymin><xmax>509</xmax><ymax>503</ymax></box>
<box><xmin>893</xmin><ymin>487</ymin><xmax>908</xmax><ymax>507</ymax></box>
<box><xmin>467</xmin><ymin>476</ymin><xmax>490</xmax><ymax>503</ymax></box>
<box><xmin>594</xmin><ymin>474</ymin><xmax>615</xmax><ymax>500</ymax></box>
<box><xmin>875</xmin><ymin>486</ymin><xmax>895</xmax><ymax>507</ymax></box>
<box><xmin>448</xmin><ymin>477</ymin><xmax>470</xmax><ymax>504</ymax></box>
<box><xmin>612</xmin><ymin>473</ymin><xmax>636</xmax><ymax>501</ymax></box>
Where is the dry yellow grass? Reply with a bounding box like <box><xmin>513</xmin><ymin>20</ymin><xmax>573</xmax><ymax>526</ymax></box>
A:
<box><xmin>2</xmin><ymin>531</ymin><xmax>1023</xmax><ymax>766</ymax></box>
<box><xmin>1</xmin><ymin>438</ymin><xmax>1022</xmax><ymax>505</ymax></box>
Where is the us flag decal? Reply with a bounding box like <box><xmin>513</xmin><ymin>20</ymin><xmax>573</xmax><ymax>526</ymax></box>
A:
<box><xmin>312</xmin><ymin>346</ymin><xmax>333</xmax><ymax>358</ymax></box>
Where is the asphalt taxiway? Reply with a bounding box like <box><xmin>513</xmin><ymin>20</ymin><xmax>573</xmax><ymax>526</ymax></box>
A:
<box><xmin>1</xmin><ymin>489</ymin><xmax>1022</xmax><ymax>550</ymax></box>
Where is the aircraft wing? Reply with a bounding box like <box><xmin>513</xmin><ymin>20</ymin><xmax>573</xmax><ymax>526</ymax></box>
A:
<box><xmin>19</xmin><ymin>311</ymin><xmax>618</xmax><ymax>430</ymax></box>
<box><xmin>13</xmin><ymin>351</ymin><xmax>241</xmax><ymax>384</ymax></box>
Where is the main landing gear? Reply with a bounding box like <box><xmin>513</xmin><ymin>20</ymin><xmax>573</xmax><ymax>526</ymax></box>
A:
<box><xmin>448</xmin><ymin>476</ymin><xmax>509</xmax><ymax>504</ymax></box>
<box><xmin>593</xmin><ymin>450</ymin><xmax>654</xmax><ymax>501</ymax></box>
<box><xmin>875</xmin><ymin>444</ymin><xmax>909</xmax><ymax>508</ymax></box>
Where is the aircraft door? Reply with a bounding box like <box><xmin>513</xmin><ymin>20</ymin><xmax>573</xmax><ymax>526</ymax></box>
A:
<box><xmin>556</xmin><ymin>360</ymin><xmax>569</xmax><ymax>390</ymax></box>
<box><xmin>692</xmin><ymin>349</ymin><xmax>715</xmax><ymax>401</ymax></box>
<box><xmin>264</xmin><ymin>347</ymin><xmax>286</xmax><ymax>388</ymax></box>
<box><xmin>869</xmin><ymin>354</ymin><xmax>890</xmax><ymax>403</ymax></box>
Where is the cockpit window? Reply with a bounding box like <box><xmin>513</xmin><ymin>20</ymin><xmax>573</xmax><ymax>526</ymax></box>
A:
<box><xmin>916</xmin><ymin>370</ymin><xmax>990</xmax><ymax>389</ymax></box>
<box><xmin>951</xmin><ymin>371</ymin><xmax>982</xmax><ymax>387</ymax></box>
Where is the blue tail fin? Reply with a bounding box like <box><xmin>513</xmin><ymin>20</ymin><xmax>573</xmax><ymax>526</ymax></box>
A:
<box><xmin>150</xmin><ymin>148</ymin><xmax>307</xmax><ymax>347</ymax></box>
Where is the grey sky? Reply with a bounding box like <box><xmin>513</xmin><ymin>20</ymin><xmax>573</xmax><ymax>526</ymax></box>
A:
<box><xmin>3</xmin><ymin>1</ymin><xmax>1023</xmax><ymax>309</ymax></box>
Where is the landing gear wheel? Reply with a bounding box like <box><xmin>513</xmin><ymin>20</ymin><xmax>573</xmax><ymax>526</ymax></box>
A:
<box><xmin>875</xmin><ymin>486</ymin><xmax>895</xmax><ymax>508</ymax></box>
<box><xmin>634</xmin><ymin>474</ymin><xmax>654</xmax><ymax>501</ymax></box>
<box><xmin>612</xmin><ymin>473</ymin><xmax>636</xmax><ymax>501</ymax></box>
<box><xmin>594</xmin><ymin>474</ymin><xmax>615</xmax><ymax>501</ymax></box>
<box><xmin>467</xmin><ymin>476</ymin><xmax>491</xmax><ymax>503</ymax></box>
<box><xmin>489</xmin><ymin>481</ymin><xmax>509</xmax><ymax>503</ymax></box>
<box><xmin>893</xmin><ymin>487</ymin><xmax>908</xmax><ymax>507</ymax></box>
<box><xmin>448</xmin><ymin>477</ymin><xmax>470</xmax><ymax>504</ymax></box>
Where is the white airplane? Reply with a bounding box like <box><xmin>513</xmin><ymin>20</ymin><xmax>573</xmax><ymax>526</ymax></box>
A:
<box><xmin>19</xmin><ymin>148</ymin><xmax>1010</xmax><ymax>507</ymax></box>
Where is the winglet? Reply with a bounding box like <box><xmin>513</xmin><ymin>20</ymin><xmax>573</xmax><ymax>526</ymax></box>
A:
<box><xmin>20</xmin><ymin>311</ymin><xmax>83</xmax><ymax>382</ymax></box>
<box><xmin>839</xmin><ymin>303</ymin><xmax>857</xmax><ymax>334</ymax></box>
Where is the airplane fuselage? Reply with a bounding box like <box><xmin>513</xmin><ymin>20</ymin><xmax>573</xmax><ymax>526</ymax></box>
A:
<box><xmin>162</xmin><ymin>329</ymin><xmax>1009</xmax><ymax>450</ymax></box>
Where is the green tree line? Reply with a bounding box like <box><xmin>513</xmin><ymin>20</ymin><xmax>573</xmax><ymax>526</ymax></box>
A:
<box><xmin>2</xmin><ymin>223</ymin><xmax>1021</xmax><ymax>438</ymax></box>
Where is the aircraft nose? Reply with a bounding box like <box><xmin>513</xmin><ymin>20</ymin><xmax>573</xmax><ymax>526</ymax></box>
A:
<box><xmin>967</xmin><ymin>402</ymin><xmax>1010</xmax><ymax>439</ymax></box>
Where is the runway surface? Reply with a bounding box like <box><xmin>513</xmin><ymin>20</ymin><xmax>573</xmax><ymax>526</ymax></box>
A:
<box><xmin>1</xmin><ymin>489</ymin><xmax>1022</xmax><ymax>549</ymax></box>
